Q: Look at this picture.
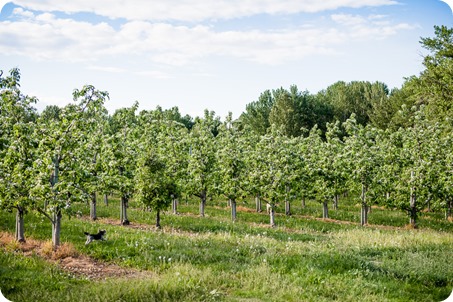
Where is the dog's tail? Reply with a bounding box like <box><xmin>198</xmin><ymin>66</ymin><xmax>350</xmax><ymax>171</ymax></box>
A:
<box><xmin>84</xmin><ymin>232</ymin><xmax>89</xmax><ymax>235</ymax></box>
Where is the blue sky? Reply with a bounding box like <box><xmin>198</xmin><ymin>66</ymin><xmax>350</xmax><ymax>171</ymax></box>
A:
<box><xmin>0</xmin><ymin>0</ymin><xmax>452</xmax><ymax>118</ymax></box>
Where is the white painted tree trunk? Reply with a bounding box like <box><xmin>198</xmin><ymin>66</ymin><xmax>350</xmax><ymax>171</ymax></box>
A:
<box><xmin>285</xmin><ymin>199</ymin><xmax>291</xmax><ymax>216</ymax></box>
<box><xmin>120</xmin><ymin>195</ymin><xmax>129</xmax><ymax>225</ymax></box>
<box><xmin>269</xmin><ymin>206</ymin><xmax>275</xmax><ymax>227</ymax></box>
<box><xmin>285</xmin><ymin>186</ymin><xmax>291</xmax><ymax>216</ymax></box>
<box><xmin>103</xmin><ymin>193</ymin><xmax>109</xmax><ymax>206</ymax></box>
<box><xmin>361</xmin><ymin>204</ymin><xmax>368</xmax><ymax>226</ymax></box>
<box><xmin>333</xmin><ymin>194</ymin><xmax>339</xmax><ymax>210</ymax></box>
<box><xmin>90</xmin><ymin>192</ymin><xmax>97</xmax><ymax>221</ymax></box>
<box><xmin>51</xmin><ymin>157</ymin><xmax>62</xmax><ymax>249</ymax></box>
<box><xmin>361</xmin><ymin>184</ymin><xmax>368</xmax><ymax>226</ymax></box>
<box><xmin>15</xmin><ymin>207</ymin><xmax>25</xmax><ymax>243</ymax></box>
<box><xmin>255</xmin><ymin>194</ymin><xmax>262</xmax><ymax>212</ymax></box>
<box><xmin>52</xmin><ymin>209</ymin><xmax>62</xmax><ymax>250</ymax></box>
<box><xmin>172</xmin><ymin>198</ymin><xmax>178</xmax><ymax>214</ymax></box>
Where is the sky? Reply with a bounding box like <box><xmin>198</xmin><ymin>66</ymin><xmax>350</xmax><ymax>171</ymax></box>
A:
<box><xmin>0</xmin><ymin>0</ymin><xmax>452</xmax><ymax>119</ymax></box>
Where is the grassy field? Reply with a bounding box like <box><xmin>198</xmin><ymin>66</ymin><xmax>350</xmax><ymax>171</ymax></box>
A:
<box><xmin>0</xmin><ymin>196</ymin><xmax>452</xmax><ymax>301</ymax></box>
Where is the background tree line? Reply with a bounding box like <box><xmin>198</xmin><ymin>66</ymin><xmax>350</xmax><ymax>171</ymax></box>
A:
<box><xmin>240</xmin><ymin>26</ymin><xmax>453</xmax><ymax>135</ymax></box>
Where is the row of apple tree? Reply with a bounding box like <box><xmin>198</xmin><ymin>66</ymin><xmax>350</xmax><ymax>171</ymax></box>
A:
<box><xmin>1</xmin><ymin>69</ymin><xmax>452</xmax><ymax>249</ymax></box>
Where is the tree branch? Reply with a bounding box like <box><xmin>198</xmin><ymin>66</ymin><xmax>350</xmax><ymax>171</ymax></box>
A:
<box><xmin>37</xmin><ymin>207</ymin><xmax>55</xmax><ymax>224</ymax></box>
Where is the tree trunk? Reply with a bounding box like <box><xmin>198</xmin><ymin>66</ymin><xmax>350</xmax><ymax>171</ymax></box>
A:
<box><xmin>52</xmin><ymin>209</ymin><xmax>62</xmax><ymax>250</ymax></box>
<box><xmin>120</xmin><ymin>195</ymin><xmax>130</xmax><ymax>225</ymax></box>
<box><xmin>15</xmin><ymin>207</ymin><xmax>26</xmax><ymax>243</ymax></box>
<box><xmin>285</xmin><ymin>199</ymin><xmax>291</xmax><ymax>216</ymax></box>
<box><xmin>90</xmin><ymin>192</ymin><xmax>97</xmax><ymax>221</ymax></box>
<box><xmin>285</xmin><ymin>186</ymin><xmax>291</xmax><ymax>216</ymax></box>
<box><xmin>199</xmin><ymin>190</ymin><xmax>206</xmax><ymax>217</ymax></box>
<box><xmin>172</xmin><ymin>198</ymin><xmax>178</xmax><ymax>214</ymax></box>
<box><xmin>227</xmin><ymin>199</ymin><xmax>231</xmax><ymax>207</ymax></box>
<box><xmin>361</xmin><ymin>184</ymin><xmax>368</xmax><ymax>226</ymax></box>
<box><xmin>322</xmin><ymin>201</ymin><xmax>328</xmax><ymax>219</ymax></box>
<box><xmin>255</xmin><ymin>194</ymin><xmax>262</xmax><ymax>212</ymax></box>
<box><xmin>445</xmin><ymin>199</ymin><xmax>452</xmax><ymax>220</ymax></box>
<box><xmin>301</xmin><ymin>196</ymin><xmax>306</xmax><ymax>208</ymax></box>
<box><xmin>231</xmin><ymin>199</ymin><xmax>237</xmax><ymax>222</ymax></box>
<box><xmin>156</xmin><ymin>209</ymin><xmax>161</xmax><ymax>228</ymax></box>
<box><xmin>333</xmin><ymin>194</ymin><xmax>339</xmax><ymax>210</ymax></box>
<box><xmin>361</xmin><ymin>204</ymin><xmax>368</xmax><ymax>226</ymax></box>
<box><xmin>46</xmin><ymin>157</ymin><xmax>60</xmax><ymax>210</ymax></box>
<box><xmin>104</xmin><ymin>193</ymin><xmax>109</xmax><ymax>206</ymax></box>
<box><xmin>410</xmin><ymin>171</ymin><xmax>417</xmax><ymax>228</ymax></box>
<box><xmin>269</xmin><ymin>205</ymin><xmax>276</xmax><ymax>227</ymax></box>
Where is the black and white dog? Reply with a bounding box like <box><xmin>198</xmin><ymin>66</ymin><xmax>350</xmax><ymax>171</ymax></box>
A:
<box><xmin>84</xmin><ymin>229</ymin><xmax>106</xmax><ymax>245</ymax></box>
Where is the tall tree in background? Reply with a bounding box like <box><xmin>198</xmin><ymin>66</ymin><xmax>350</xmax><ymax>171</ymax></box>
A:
<box><xmin>384</xmin><ymin>84</ymin><xmax>418</xmax><ymax>130</ymax></box>
<box><xmin>269</xmin><ymin>86</ymin><xmax>304</xmax><ymax>137</ymax></box>
<box><xmin>242</xmin><ymin>85</ymin><xmax>329</xmax><ymax>137</ymax></box>
<box><xmin>416</xmin><ymin>25</ymin><xmax>453</xmax><ymax>122</ymax></box>
<box><xmin>162</xmin><ymin>106</ymin><xmax>195</xmax><ymax>130</ymax></box>
<box><xmin>240</xmin><ymin>90</ymin><xmax>274</xmax><ymax>135</ymax></box>
<box><xmin>318</xmin><ymin>81</ymin><xmax>389</xmax><ymax>127</ymax></box>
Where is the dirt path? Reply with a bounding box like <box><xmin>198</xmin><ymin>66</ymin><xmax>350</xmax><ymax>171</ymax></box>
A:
<box><xmin>0</xmin><ymin>231</ymin><xmax>152</xmax><ymax>280</ymax></box>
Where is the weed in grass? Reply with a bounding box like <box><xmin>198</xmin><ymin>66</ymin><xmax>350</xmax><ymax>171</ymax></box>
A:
<box><xmin>40</xmin><ymin>241</ymin><xmax>54</xmax><ymax>258</ymax></box>
<box><xmin>18</xmin><ymin>239</ymin><xmax>79</xmax><ymax>260</ymax></box>
<box><xmin>52</xmin><ymin>242</ymin><xmax>79</xmax><ymax>260</ymax></box>
<box><xmin>5</xmin><ymin>240</ymin><xmax>21</xmax><ymax>252</ymax></box>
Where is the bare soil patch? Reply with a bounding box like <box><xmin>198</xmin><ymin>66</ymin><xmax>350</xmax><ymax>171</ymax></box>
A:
<box><xmin>0</xmin><ymin>231</ymin><xmax>152</xmax><ymax>280</ymax></box>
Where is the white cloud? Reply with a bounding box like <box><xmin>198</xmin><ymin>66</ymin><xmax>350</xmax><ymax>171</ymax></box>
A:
<box><xmin>331</xmin><ymin>14</ymin><xmax>367</xmax><ymax>26</ymax></box>
<box><xmin>0</xmin><ymin>12</ymin><xmax>345</xmax><ymax>64</ymax></box>
<box><xmin>87</xmin><ymin>65</ymin><xmax>126</xmax><ymax>73</ymax></box>
<box><xmin>0</xmin><ymin>6</ymin><xmax>415</xmax><ymax>67</ymax></box>
<box><xmin>11</xmin><ymin>0</ymin><xmax>399</xmax><ymax>21</ymax></box>
<box><xmin>135</xmin><ymin>70</ymin><xmax>173</xmax><ymax>79</ymax></box>
<box><xmin>12</xmin><ymin>7</ymin><xmax>34</xmax><ymax>18</ymax></box>
<box><xmin>331</xmin><ymin>13</ymin><xmax>415</xmax><ymax>39</ymax></box>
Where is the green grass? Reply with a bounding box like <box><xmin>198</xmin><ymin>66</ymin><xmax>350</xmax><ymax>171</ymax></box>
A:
<box><xmin>1</xmin><ymin>196</ymin><xmax>452</xmax><ymax>301</ymax></box>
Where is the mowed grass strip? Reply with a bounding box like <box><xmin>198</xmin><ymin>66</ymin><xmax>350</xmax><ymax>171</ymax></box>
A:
<box><xmin>0</xmin><ymin>197</ymin><xmax>452</xmax><ymax>301</ymax></box>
